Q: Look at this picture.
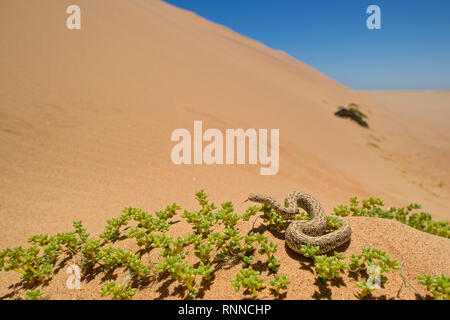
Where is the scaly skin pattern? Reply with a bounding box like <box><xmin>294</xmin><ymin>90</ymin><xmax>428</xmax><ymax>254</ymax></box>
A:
<box><xmin>248</xmin><ymin>191</ymin><xmax>351</xmax><ymax>254</ymax></box>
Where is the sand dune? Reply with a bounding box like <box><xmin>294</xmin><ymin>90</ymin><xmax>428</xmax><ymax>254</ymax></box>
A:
<box><xmin>0</xmin><ymin>0</ymin><xmax>448</xmax><ymax>299</ymax></box>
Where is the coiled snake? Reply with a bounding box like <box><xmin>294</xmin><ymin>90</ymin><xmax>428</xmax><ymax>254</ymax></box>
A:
<box><xmin>247</xmin><ymin>191</ymin><xmax>351</xmax><ymax>254</ymax></box>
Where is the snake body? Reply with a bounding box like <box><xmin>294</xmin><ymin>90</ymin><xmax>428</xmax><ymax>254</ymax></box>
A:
<box><xmin>248</xmin><ymin>191</ymin><xmax>351</xmax><ymax>254</ymax></box>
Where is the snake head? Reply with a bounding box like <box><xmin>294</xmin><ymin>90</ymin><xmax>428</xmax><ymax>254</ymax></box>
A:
<box><xmin>247</xmin><ymin>193</ymin><xmax>267</xmax><ymax>203</ymax></box>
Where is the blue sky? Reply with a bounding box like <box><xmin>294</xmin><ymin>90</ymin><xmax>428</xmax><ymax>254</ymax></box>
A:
<box><xmin>163</xmin><ymin>0</ymin><xmax>450</xmax><ymax>90</ymax></box>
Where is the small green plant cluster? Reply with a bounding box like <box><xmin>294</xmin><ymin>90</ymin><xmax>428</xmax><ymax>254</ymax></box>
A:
<box><xmin>231</xmin><ymin>267</ymin><xmax>266</xmax><ymax>298</ymax></box>
<box><xmin>0</xmin><ymin>246</ymin><xmax>54</xmax><ymax>283</ymax></box>
<box><xmin>270</xmin><ymin>274</ymin><xmax>291</xmax><ymax>296</ymax></box>
<box><xmin>299</xmin><ymin>244</ymin><xmax>347</xmax><ymax>283</ymax></box>
<box><xmin>334</xmin><ymin>103</ymin><xmax>369</xmax><ymax>128</ymax></box>
<box><xmin>100</xmin><ymin>215</ymin><xmax>132</xmax><ymax>243</ymax></box>
<box><xmin>348</xmin><ymin>103</ymin><xmax>367</xmax><ymax>118</ymax></box>
<box><xmin>242</xmin><ymin>232</ymin><xmax>280</xmax><ymax>272</ymax></box>
<box><xmin>24</xmin><ymin>289</ymin><xmax>44</xmax><ymax>300</ymax></box>
<box><xmin>99</xmin><ymin>278</ymin><xmax>136</xmax><ymax>300</ymax></box>
<box><xmin>314</xmin><ymin>253</ymin><xmax>347</xmax><ymax>283</ymax></box>
<box><xmin>326</xmin><ymin>216</ymin><xmax>342</xmax><ymax>230</ymax></box>
<box><xmin>231</xmin><ymin>267</ymin><xmax>290</xmax><ymax>299</ymax></box>
<box><xmin>299</xmin><ymin>244</ymin><xmax>401</xmax><ymax>299</ymax></box>
<box><xmin>229</xmin><ymin>231</ymin><xmax>289</xmax><ymax>298</ymax></box>
<box><xmin>0</xmin><ymin>221</ymin><xmax>89</xmax><ymax>283</ymax></box>
<box><xmin>332</xmin><ymin>196</ymin><xmax>388</xmax><ymax>218</ymax></box>
<box><xmin>332</xmin><ymin>196</ymin><xmax>449</xmax><ymax>238</ymax></box>
<box><xmin>156</xmin><ymin>252</ymin><xmax>214</xmax><ymax>297</ymax></box>
<box><xmin>418</xmin><ymin>274</ymin><xmax>449</xmax><ymax>300</ymax></box>
<box><xmin>97</xmin><ymin>247</ymin><xmax>153</xmax><ymax>280</ymax></box>
<box><xmin>349</xmin><ymin>247</ymin><xmax>400</xmax><ymax>298</ymax></box>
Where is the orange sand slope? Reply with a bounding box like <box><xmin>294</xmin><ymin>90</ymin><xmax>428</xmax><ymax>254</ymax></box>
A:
<box><xmin>0</xmin><ymin>0</ymin><xmax>449</xmax><ymax>299</ymax></box>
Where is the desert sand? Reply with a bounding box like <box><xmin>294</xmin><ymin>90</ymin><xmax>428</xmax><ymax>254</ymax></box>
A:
<box><xmin>0</xmin><ymin>0</ymin><xmax>449</xmax><ymax>300</ymax></box>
